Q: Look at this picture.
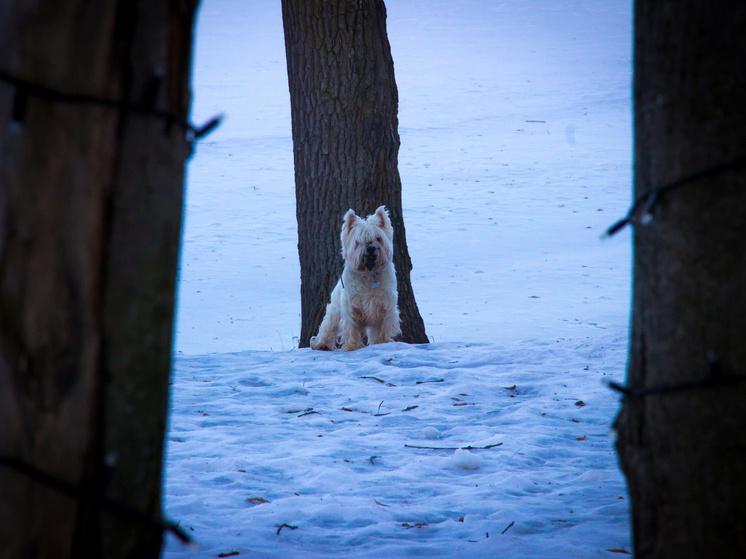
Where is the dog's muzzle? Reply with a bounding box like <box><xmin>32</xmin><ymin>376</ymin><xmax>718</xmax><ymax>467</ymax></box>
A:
<box><xmin>364</xmin><ymin>245</ymin><xmax>378</xmax><ymax>271</ymax></box>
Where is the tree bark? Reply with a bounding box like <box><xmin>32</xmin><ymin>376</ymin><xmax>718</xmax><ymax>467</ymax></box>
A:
<box><xmin>0</xmin><ymin>1</ymin><xmax>198</xmax><ymax>557</ymax></box>
<box><xmin>281</xmin><ymin>0</ymin><xmax>428</xmax><ymax>348</ymax></box>
<box><xmin>615</xmin><ymin>2</ymin><xmax>746</xmax><ymax>557</ymax></box>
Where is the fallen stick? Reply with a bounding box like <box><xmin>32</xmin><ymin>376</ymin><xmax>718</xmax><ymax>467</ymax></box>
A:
<box><xmin>404</xmin><ymin>443</ymin><xmax>503</xmax><ymax>451</ymax></box>
<box><xmin>277</xmin><ymin>523</ymin><xmax>299</xmax><ymax>535</ymax></box>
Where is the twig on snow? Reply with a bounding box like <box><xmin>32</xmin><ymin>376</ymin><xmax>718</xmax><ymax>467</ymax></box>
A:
<box><xmin>276</xmin><ymin>523</ymin><xmax>299</xmax><ymax>535</ymax></box>
<box><xmin>373</xmin><ymin>401</ymin><xmax>391</xmax><ymax>416</ymax></box>
<box><xmin>404</xmin><ymin>443</ymin><xmax>503</xmax><ymax>451</ymax></box>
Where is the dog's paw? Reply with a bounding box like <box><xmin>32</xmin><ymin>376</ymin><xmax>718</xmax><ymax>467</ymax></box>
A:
<box><xmin>310</xmin><ymin>336</ymin><xmax>334</xmax><ymax>351</ymax></box>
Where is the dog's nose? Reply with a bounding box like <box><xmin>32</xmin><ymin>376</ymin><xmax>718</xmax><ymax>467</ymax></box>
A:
<box><xmin>366</xmin><ymin>245</ymin><xmax>376</xmax><ymax>255</ymax></box>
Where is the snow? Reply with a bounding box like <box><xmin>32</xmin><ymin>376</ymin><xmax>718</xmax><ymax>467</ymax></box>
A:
<box><xmin>165</xmin><ymin>0</ymin><xmax>633</xmax><ymax>557</ymax></box>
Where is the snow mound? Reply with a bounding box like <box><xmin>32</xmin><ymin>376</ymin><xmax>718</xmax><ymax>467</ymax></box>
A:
<box><xmin>422</xmin><ymin>426</ymin><xmax>441</xmax><ymax>439</ymax></box>
<box><xmin>453</xmin><ymin>448</ymin><xmax>482</xmax><ymax>470</ymax></box>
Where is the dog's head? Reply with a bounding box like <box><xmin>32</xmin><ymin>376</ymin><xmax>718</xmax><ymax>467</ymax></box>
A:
<box><xmin>340</xmin><ymin>205</ymin><xmax>394</xmax><ymax>273</ymax></box>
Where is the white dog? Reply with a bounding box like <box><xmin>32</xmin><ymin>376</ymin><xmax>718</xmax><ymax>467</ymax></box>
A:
<box><xmin>311</xmin><ymin>205</ymin><xmax>401</xmax><ymax>351</ymax></box>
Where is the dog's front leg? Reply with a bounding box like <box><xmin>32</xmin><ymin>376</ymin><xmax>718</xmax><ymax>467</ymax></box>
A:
<box><xmin>367</xmin><ymin>325</ymin><xmax>388</xmax><ymax>345</ymax></box>
<box><xmin>339</xmin><ymin>312</ymin><xmax>365</xmax><ymax>351</ymax></box>
<box><xmin>368</xmin><ymin>303</ymin><xmax>401</xmax><ymax>345</ymax></box>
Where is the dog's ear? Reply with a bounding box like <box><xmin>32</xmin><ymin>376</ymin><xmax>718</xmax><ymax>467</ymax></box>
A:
<box><xmin>342</xmin><ymin>209</ymin><xmax>358</xmax><ymax>230</ymax></box>
<box><xmin>341</xmin><ymin>209</ymin><xmax>357</xmax><ymax>243</ymax></box>
<box><xmin>372</xmin><ymin>205</ymin><xmax>393</xmax><ymax>234</ymax></box>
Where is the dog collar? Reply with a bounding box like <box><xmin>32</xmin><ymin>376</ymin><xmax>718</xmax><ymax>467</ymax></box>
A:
<box><xmin>342</xmin><ymin>272</ymin><xmax>380</xmax><ymax>289</ymax></box>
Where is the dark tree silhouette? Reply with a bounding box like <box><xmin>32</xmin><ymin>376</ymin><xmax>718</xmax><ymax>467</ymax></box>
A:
<box><xmin>615</xmin><ymin>2</ymin><xmax>746</xmax><ymax>557</ymax></box>
<box><xmin>0</xmin><ymin>1</ymin><xmax>198</xmax><ymax>557</ymax></box>
<box><xmin>281</xmin><ymin>0</ymin><xmax>428</xmax><ymax>347</ymax></box>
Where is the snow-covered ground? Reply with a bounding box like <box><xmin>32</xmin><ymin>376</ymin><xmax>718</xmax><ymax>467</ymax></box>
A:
<box><xmin>165</xmin><ymin>0</ymin><xmax>633</xmax><ymax>556</ymax></box>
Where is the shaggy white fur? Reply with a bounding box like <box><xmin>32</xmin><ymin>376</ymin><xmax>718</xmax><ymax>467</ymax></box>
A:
<box><xmin>311</xmin><ymin>206</ymin><xmax>401</xmax><ymax>351</ymax></box>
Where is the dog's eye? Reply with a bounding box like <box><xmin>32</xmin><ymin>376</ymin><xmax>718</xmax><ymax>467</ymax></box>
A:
<box><xmin>376</xmin><ymin>236</ymin><xmax>382</xmax><ymax>243</ymax></box>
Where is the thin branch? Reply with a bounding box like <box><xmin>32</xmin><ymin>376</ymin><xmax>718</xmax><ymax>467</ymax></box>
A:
<box><xmin>404</xmin><ymin>443</ymin><xmax>503</xmax><ymax>451</ymax></box>
<box><xmin>276</xmin><ymin>523</ymin><xmax>299</xmax><ymax>535</ymax></box>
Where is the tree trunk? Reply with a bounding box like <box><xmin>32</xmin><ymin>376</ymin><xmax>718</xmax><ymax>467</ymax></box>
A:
<box><xmin>281</xmin><ymin>0</ymin><xmax>428</xmax><ymax>348</ymax></box>
<box><xmin>0</xmin><ymin>1</ymin><xmax>197</xmax><ymax>558</ymax></box>
<box><xmin>615</xmin><ymin>2</ymin><xmax>746</xmax><ymax>557</ymax></box>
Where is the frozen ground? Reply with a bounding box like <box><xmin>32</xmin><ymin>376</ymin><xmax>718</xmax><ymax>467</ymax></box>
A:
<box><xmin>165</xmin><ymin>0</ymin><xmax>633</xmax><ymax>557</ymax></box>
